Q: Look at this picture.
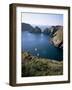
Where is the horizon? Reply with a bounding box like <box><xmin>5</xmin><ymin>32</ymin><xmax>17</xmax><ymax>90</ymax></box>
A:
<box><xmin>22</xmin><ymin>22</ymin><xmax>63</xmax><ymax>27</ymax></box>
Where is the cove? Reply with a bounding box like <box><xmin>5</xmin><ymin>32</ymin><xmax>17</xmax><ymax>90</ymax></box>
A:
<box><xmin>21</xmin><ymin>31</ymin><xmax>63</xmax><ymax>61</ymax></box>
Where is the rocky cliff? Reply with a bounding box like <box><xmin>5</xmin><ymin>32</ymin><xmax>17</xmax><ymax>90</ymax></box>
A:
<box><xmin>22</xmin><ymin>23</ymin><xmax>41</xmax><ymax>33</ymax></box>
<box><xmin>52</xmin><ymin>26</ymin><xmax>63</xmax><ymax>48</ymax></box>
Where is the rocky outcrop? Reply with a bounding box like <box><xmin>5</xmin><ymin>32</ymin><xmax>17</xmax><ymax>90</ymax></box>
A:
<box><xmin>43</xmin><ymin>26</ymin><xmax>62</xmax><ymax>36</ymax></box>
<box><xmin>52</xmin><ymin>26</ymin><xmax>63</xmax><ymax>48</ymax></box>
<box><xmin>22</xmin><ymin>23</ymin><xmax>41</xmax><ymax>33</ymax></box>
<box><xmin>43</xmin><ymin>28</ymin><xmax>51</xmax><ymax>35</ymax></box>
<box><xmin>33</xmin><ymin>26</ymin><xmax>41</xmax><ymax>33</ymax></box>
<box><xmin>22</xmin><ymin>23</ymin><xmax>34</xmax><ymax>32</ymax></box>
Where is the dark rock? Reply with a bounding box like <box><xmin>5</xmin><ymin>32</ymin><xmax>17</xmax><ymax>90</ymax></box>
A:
<box><xmin>22</xmin><ymin>23</ymin><xmax>34</xmax><ymax>32</ymax></box>
<box><xmin>43</xmin><ymin>28</ymin><xmax>51</xmax><ymax>35</ymax></box>
<box><xmin>34</xmin><ymin>26</ymin><xmax>41</xmax><ymax>33</ymax></box>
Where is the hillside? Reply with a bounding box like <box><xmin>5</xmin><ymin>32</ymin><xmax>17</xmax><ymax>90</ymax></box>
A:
<box><xmin>22</xmin><ymin>52</ymin><xmax>63</xmax><ymax>77</ymax></box>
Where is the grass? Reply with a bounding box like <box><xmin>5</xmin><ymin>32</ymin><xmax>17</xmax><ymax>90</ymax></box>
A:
<box><xmin>22</xmin><ymin>52</ymin><xmax>63</xmax><ymax>77</ymax></box>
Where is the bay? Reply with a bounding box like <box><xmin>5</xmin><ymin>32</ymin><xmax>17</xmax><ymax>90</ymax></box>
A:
<box><xmin>21</xmin><ymin>31</ymin><xmax>63</xmax><ymax>61</ymax></box>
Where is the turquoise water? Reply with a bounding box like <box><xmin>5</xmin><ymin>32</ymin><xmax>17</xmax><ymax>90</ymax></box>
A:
<box><xmin>21</xmin><ymin>31</ymin><xmax>63</xmax><ymax>61</ymax></box>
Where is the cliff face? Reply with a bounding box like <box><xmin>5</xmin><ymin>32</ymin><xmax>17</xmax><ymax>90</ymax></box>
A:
<box><xmin>43</xmin><ymin>26</ymin><xmax>62</xmax><ymax>36</ymax></box>
<box><xmin>22</xmin><ymin>23</ymin><xmax>41</xmax><ymax>33</ymax></box>
<box><xmin>43</xmin><ymin>28</ymin><xmax>51</xmax><ymax>35</ymax></box>
<box><xmin>33</xmin><ymin>26</ymin><xmax>41</xmax><ymax>33</ymax></box>
<box><xmin>22</xmin><ymin>23</ymin><xmax>34</xmax><ymax>32</ymax></box>
<box><xmin>52</xmin><ymin>26</ymin><xmax>63</xmax><ymax>48</ymax></box>
<box><xmin>43</xmin><ymin>26</ymin><xmax>63</xmax><ymax>48</ymax></box>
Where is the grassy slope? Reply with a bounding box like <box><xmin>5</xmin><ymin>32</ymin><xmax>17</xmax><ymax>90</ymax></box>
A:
<box><xmin>22</xmin><ymin>52</ymin><xmax>63</xmax><ymax>77</ymax></box>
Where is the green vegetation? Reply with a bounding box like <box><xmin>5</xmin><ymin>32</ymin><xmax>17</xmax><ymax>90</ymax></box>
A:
<box><xmin>22</xmin><ymin>52</ymin><xmax>63</xmax><ymax>77</ymax></box>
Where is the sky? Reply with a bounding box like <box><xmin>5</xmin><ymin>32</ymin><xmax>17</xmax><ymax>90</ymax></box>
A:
<box><xmin>22</xmin><ymin>12</ymin><xmax>63</xmax><ymax>26</ymax></box>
